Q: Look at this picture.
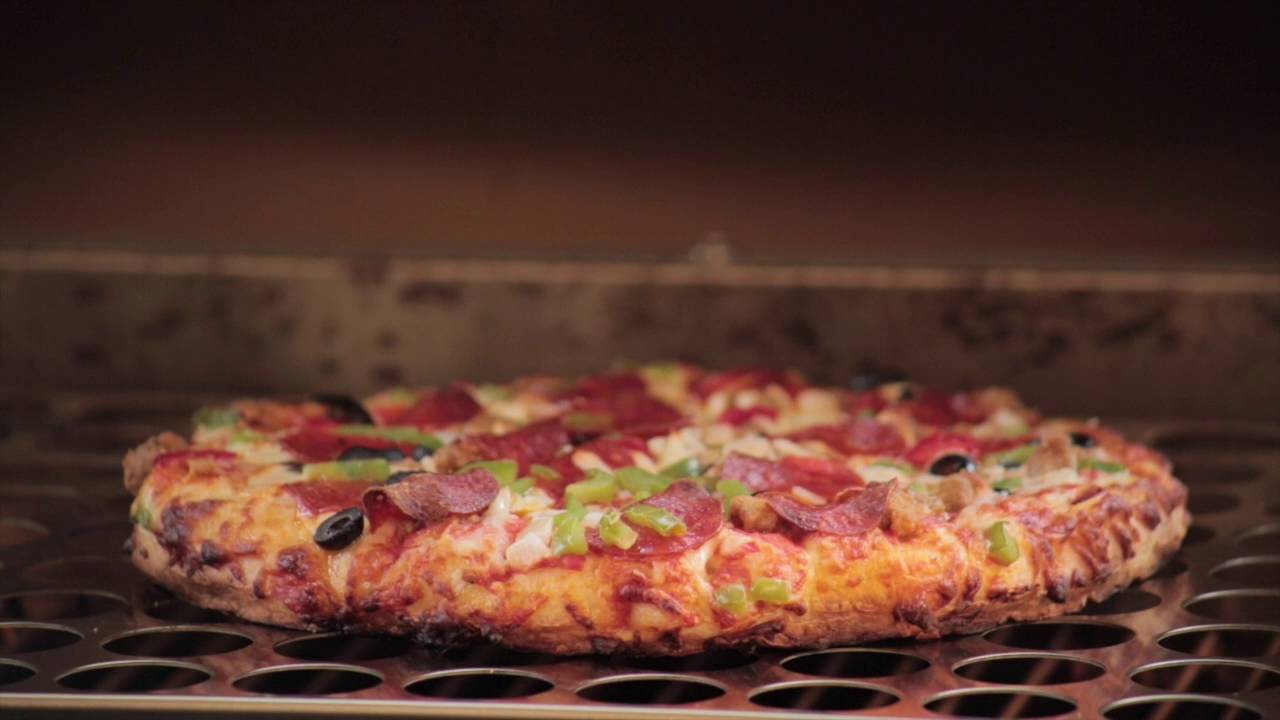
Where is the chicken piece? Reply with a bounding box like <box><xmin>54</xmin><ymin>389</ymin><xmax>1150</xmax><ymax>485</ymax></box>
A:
<box><xmin>935</xmin><ymin>473</ymin><xmax>978</xmax><ymax>512</ymax></box>
<box><xmin>730</xmin><ymin>495</ymin><xmax>780</xmax><ymax>533</ymax></box>
<box><xmin>884</xmin><ymin>486</ymin><xmax>938</xmax><ymax>538</ymax></box>
<box><xmin>1026</xmin><ymin>434</ymin><xmax>1075</xmax><ymax>477</ymax></box>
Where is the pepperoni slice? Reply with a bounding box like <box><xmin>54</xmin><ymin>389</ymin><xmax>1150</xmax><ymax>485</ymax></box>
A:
<box><xmin>847</xmin><ymin>391</ymin><xmax>888</xmax><ymax>418</ymax></box>
<box><xmin>588</xmin><ymin>481</ymin><xmax>723</xmax><ymax>556</ymax></box>
<box><xmin>693</xmin><ymin>368</ymin><xmax>805</xmax><ymax>398</ymax></box>
<box><xmin>719</xmin><ymin>406</ymin><xmax>777</xmax><ymax>426</ymax></box>
<box><xmin>445</xmin><ymin>419</ymin><xmax>569</xmax><ymax>474</ymax></box>
<box><xmin>381</xmin><ymin>387</ymin><xmax>481</xmax><ymax>428</ymax></box>
<box><xmin>719</xmin><ymin>453</ymin><xmax>864</xmax><ymax>499</ymax></box>
<box><xmin>570</xmin><ymin>390</ymin><xmax>685</xmax><ymax>438</ymax></box>
<box><xmin>788</xmin><ymin>419</ymin><xmax>906</xmax><ymax>455</ymax></box>
<box><xmin>542</xmin><ymin>435</ymin><xmax>652</xmax><ymax>487</ymax></box>
<box><xmin>562</xmin><ymin>371</ymin><xmax>647</xmax><ymax>399</ymax></box>
<box><xmin>761</xmin><ymin>480</ymin><xmax>894</xmax><ymax>535</ymax></box>
<box><xmin>281</xmin><ymin>427</ymin><xmax>416</xmax><ymax>463</ymax></box>
<box><xmin>154</xmin><ymin>449</ymin><xmax>238</xmax><ymax>472</ymax></box>
<box><xmin>362</xmin><ymin>469</ymin><xmax>499</xmax><ymax>529</ymax></box>
<box><xmin>904</xmin><ymin>433</ymin><xmax>985</xmax><ymax>469</ymax></box>
<box><xmin>284</xmin><ymin>480</ymin><xmax>373</xmax><ymax>516</ymax></box>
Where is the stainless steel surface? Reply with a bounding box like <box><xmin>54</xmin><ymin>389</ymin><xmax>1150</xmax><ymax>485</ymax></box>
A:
<box><xmin>1</xmin><ymin>395</ymin><xmax>1277</xmax><ymax>718</ymax></box>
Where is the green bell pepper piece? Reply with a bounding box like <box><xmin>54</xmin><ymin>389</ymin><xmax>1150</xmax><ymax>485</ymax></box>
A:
<box><xmin>623</xmin><ymin>504</ymin><xmax>686</xmax><ymax>537</ymax></box>
<box><xmin>986</xmin><ymin>521</ymin><xmax>1020</xmax><ymax>565</ymax></box>
<box><xmin>599</xmin><ymin>509</ymin><xmax>638</xmax><ymax>550</ymax></box>
<box><xmin>750</xmin><ymin>577</ymin><xmax>791</xmax><ymax>604</ymax></box>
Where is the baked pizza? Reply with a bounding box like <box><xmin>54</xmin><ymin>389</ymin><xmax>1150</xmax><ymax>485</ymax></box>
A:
<box><xmin>123</xmin><ymin>365</ymin><xmax>1188</xmax><ymax>655</ymax></box>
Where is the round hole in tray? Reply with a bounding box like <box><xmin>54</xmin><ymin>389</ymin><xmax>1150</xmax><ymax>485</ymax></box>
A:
<box><xmin>749</xmin><ymin>681</ymin><xmax>899</xmax><ymax>711</ymax></box>
<box><xmin>1158</xmin><ymin>625</ymin><xmax>1280</xmax><ymax>657</ymax></box>
<box><xmin>0</xmin><ymin>622</ymin><xmax>82</xmax><ymax>653</ymax></box>
<box><xmin>1183</xmin><ymin>525</ymin><xmax>1215</xmax><ymax>546</ymax></box>
<box><xmin>21</xmin><ymin>556</ymin><xmax>135</xmax><ymax>588</ymax></box>
<box><xmin>58</xmin><ymin>660</ymin><xmax>211</xmax><ymax>692</ymax></box>
<box><xmin>924</xmin><ymin>689</ymin><xmax>1075</xmax><ymax>718</ymax></box>
<box><xmin>1187</xmin><ymin>491</ymin><xmax>1241</xmax><ymax>515</ymax></box>
<box><xmin>0</xmin><ymin>517</ymin><xmax>49</xmax><ymax>548</ymax></box>
<box><xmin>1154</xmin><ymin>429</ymin><xmax>1280</xmax><ymax>454</ymax></box>
<box><xmin>1079</xmin><ymin>589</ymin><xmax>1162</xmax><ymax>615</ymax></box>
<box><xmin>1172</xmin><ymin>461</ymin><xmax>1262</xmax><ymax>486</ymax></box>
<box><xmin>780</xmin><ymin>649</ymin><xmax>929</xmax><ymax>678</ymax></box>
<box><xmin>1103</xmin><ymin>696</ymin><xmax>1262</xmax><ymax>720</ymax></box>
<box><xmin>953</xmin><ymin>653</ymin><xmax>1106</xmax><ymax>685</ymax></box>
<box><xmin>0</xmin><ymin>659</ymin><xmax>36</xmax><ymax>687</ymax></box>
<box><xmin>984</xmin><ymin>621</ymin><xmax>1134</xmax><ymax>650</ymax></box>
<box><xmin>275</xmin><ymin>633</ymin><xmax>410</xmax><ymax>662</ymax></box>
<box><xmin>1131</xmin><ymin>659</ymin><xmax>1280</xmax><ymax>694</ymax></box>
<box><xmin>576</xmin><ymin>674</ymin><xmax>726</xmax><ymax>705</ymax></box>
<box><xmin>139</xmin><ymin>583</ymin><xmax>231</xmax><ymax>623</ymax></box>
<box><xmin>621</xmin><ymin>648</ymin><xmax>756</xmax><ymax>672</ymax></box>
<box><xmin>1209</xmin><ymin>556</ymin><xmax>1280</xmax><ymax>586</ymax></box>
<box><xmin>405</xmin><ymin>669</ymin><xmax>554</xmax><ymax>699</ymax></box>
<box><xmin>439</xmin><ymin>643</ymin><xmax>565</xmax><ymax>666</ymax></box>
<box><xmin>0</xmin><ymin>590</ymin><xmax>127</xmax><ymax>621</ymax></box>
<box><xmin>232</xmin><ymin>664</ymin><xmax>383</xmax><ymax>695</ymax></box>
<box><xmin>104</xmin><ymin>627</ymin><xmax>253</xmax><ymax>657</ymax></box>
<box><xmin>1236</xmin><ymin>523</ymin><xmax>1280</xmax><ymax>553</ymax></box>
<box><xmin>1185</xmin><ymin>589</ymin><xmax>1280</xmax><ymax>623</ymax></box>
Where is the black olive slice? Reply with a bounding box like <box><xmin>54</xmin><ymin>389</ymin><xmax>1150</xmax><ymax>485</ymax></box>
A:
<box><xmin>850</xmin><ymin>369</ymin><xmax>907</xmax><ymax>392</ymax></box>
<box><xmin>929</xmin><ymin>454</ymin><xmax>976</xmax><ymax>476</ymax></box>
<box><xmin>412</xmin><ymin>446</ymin><xmax>434</xmax><ymax>460</ymax></box>
<box><xmin>1070</xmin><ymin>432</ymin><xmax>1097</xmax><ymax>448</ymax></box>
<box><xmin>314</xmin><ymin>507</ymin><xmax>364</xmax><ymax>550</ymax></box>
<box><xmin>338</xmin><ymin>446</ymin><xmax>384</xmax><ymax>461</ymax></box>
<box><xmin>313</xmin><ymin>394</ymin><xmax>374</xmax><ymax>425</ymax></box>
<box><xmin>386</xmin><ymin>470</ymin><xmax>421</xmax><ymax>486</ymax></box>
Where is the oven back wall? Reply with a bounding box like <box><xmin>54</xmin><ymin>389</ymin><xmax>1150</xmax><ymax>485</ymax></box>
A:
<box><xmin>3</xmin><ymin>251</ymin><xmax>1276</xmax><ymax>422</ymax></box>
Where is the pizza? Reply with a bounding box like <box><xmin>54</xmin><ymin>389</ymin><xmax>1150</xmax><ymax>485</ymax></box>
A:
<box><xmin>122</xmin><ymin>365</ymin><xmax>1188</xmax><ymax>655</ymax></box>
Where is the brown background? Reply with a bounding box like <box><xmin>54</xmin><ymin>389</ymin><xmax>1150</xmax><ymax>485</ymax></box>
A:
<box><xmin>3</xmin><ymin>2</ymin><xmax>1278</xmax><ymax>268</ymax></box>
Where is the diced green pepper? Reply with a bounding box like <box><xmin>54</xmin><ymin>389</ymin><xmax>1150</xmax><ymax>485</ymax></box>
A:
<box><xmin>564</xmin><ymin>470</ymin><xmax>618</xmax><ymax>505</ymax></box>
<box><xmin>303</xmin><ymin>459</ymin><xmax>391</xmax><ymax>483</ymax></box>
<box><xmin>473</xmin><ymin>383</ymin><xmax>511</xmax><ymax>403</ymax></box>
<box><xmin>908</xmin><ymin>481</ymin><xmax>929</xmax><ymax>494</ymax></box>
<box><xmin>661</xmin><ymin>457</ymin><xmax>704</xmax><ymax>479</ymax></box>
<box><xmin>562</xmin><ymin>497</ymin><xmax>587</xmax><ymax>519</ymax></box>
<box><xmin>624</xmin><ymin>504</ymin><xmax>687</xmax><ymax>537</ymax></box>
<box><xmin>715</xmin><ymin>584</ymin><xmax>748</xmax><ymax>614</ymax></box>
<box><xmin>599</xmin><ymin>510</ymin><xmax>639</xmax><ymax>550</ymax></box>
<box><xmin>714</xmin><ymin>478</ymin><xmax>751</xmax><ymax>513</ymax></box>
<box><xmin>616</xmin><ymin>467</ymin><xmax>671</xmax><ymax>497</ymax></box>
<box><xmin>382</xmin><ymin>387</ymin><xmax>419</xmax><ymax>404</ymax></box>
<box><xmin>508</xmin><ymin>477</ymin><xmax>534</xmax><ymax>495</ymax></box>
<box><xmin>551</xmin><ymin>510</ymin><xmax>588</xmax><ymax>556</ymax></box>
<box><xmin>750</xmin><ymin>578</ymin><xmax>791</xmax><ymax>604</ymax></box>
<box><xmin>871</xmin><ymin>460</ymin><xmax>915</xmax><ymax>473</ymax></box>
<box><xmin>641</xmin><ymin>362</ymin><xmax>680</xmax><ymax>380</ymax></box>
<box><xmin>989</xmin><ymin>443</ymin><xmax>1038</xmax><ymax>468</ymax></box>
<box><xmin>986</xmin><ymin>521</ymin><xmax>1020</xmax><ymax>565</ymax></box>
<box><xmin>336</xmin><ymin>425</ymin><xmax>443</xmax><ymax>450</ymax></box>
<box><xmin>1079</xmin><ymin>458</ymin><xmax>1127</xmax><ymax>474</ymax></box>
<box><xmin>530</xmin><ymin>464</ymin><xmax>561</xmax><ymax>481</ymax></box>
<box><xmin>193</xmin><ymin>406</ymin><xmax>239</xmax><ymax>429</ymax></box>
<box><xmin>130</xmin><ymin>497</ymin><xmax>152</xmax><ymax>528</ymax></box>
<box><xmin>991</xmin><ymin>477</ymin><xmax>1023</xmax><ymax>494</ymax></box>
<box><xmin>460</xmin><ymin>459</ymin><xmax>519</xmax><ymax>486</ymax></box>
<box><xmin>229</xmin><ymin>430</ymin><xmax>267</xmax><ymax>445</ymax></box>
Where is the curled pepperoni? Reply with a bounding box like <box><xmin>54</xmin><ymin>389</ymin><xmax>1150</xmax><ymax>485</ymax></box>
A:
<box><xmin>284</xmin><ymin>480</ymin><xmax>373</xmax><ymax>516</ymax></box>
<box><xmin>719</xmin><ymin>406</ymin><xmax>777</xmax><ymax>426</ymax></box>
<box><xmin>761</xmin><ymin>480</ymin><xmax>895</xmax><ymax>535</ymax></box>
<box><xmin>379</xmin><ymin>387</ymin><xmax>481</xmax><ymax>428</ymax></box>
<box><xmin>719</xmin><ymin>453</ymin><xmax>863</xmax><ymax>499</ymax></box>
<box><xmin>362</xmin><ymin>469</ymin><xmax>499</xmax><ymax>529</ymax></box>
<box><xmin>693</xmin><ymin>368</ymin><xmax>805</xmax><ymax>398</ymax></box>
<box><xmin>588</xmin><ymin>481</ymin><xmax>723</xmax><ymax>556</ymax></box>
<box><xmin>445</xmin><ymin>419</ymin><xmax>569</xmax><ymax>473</ymax></box>
<box><xmin>788</xmin><ymin>419</ymin><xmax>906</xmax><ymax>455</ymax></box>
<box><xmin>904</xmin><ymin>433</ymin><xmax>985</xmax><ymax>469</ymax></box>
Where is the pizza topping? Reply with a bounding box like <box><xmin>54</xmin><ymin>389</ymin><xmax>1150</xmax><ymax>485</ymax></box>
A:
<box><xmin>285</xmin><ymin>479</ymin><xmax>374</xmax><ymax>516</ymax></box>
<box><xmin>588</xmin><ymin>481</ymin><xmax>723</xmax><ymax>555</ymax></box>
<box><xmin>615</xmin><ymin>466</ymin><xmax>671</xmax><ymax>499</ymax></box>
<box><xmin>1079</xmin><ymin>458</ymin><xmax>1127</xmax><ymax>474</ymax></box>
<box><xmin>719</xmin><ymin>405</ymin><xmax>778</xmax><ymax>426</ymax></box>
<box><xmin>934</xmin><ymin>474</ymin><xmax>977</xmax><ymax>512</ymax></box>
<box><xmin>988</xmin><ymin>442</ymin><xmax>1039</xmax><ymax>468</ymax></box>
<box><xmin>361</xmin><ymin>469</ymin><xmax>500</xmax><ymax>528</ymax></box>
<box><xmin>904</xmin><ymin>433</ymin><xmax>984</xmax><ymax>469</ymax></box>
<box><xmin>718</xmin><ymin>453</ymin><xmax>863</xmax><ymax>500</ymax></box>
<box><xmin>440</xmin><ymin>419</ymin><xmax>569</xmax><ymax>474</ymax></box>
<box><xmin>552</xmin><ymin>506</ymin><xmax>589</xmax><ymax>556</ymax></box>
<box><xmin>750</xmin><ymin>577</ymin><xmax>791</xmax><ymax>604</ymax></box>
<box><xmin>333</xmin><ymin>425</ymin><xmax>443</xmax><ymax>451</ymax></box>
<box><xmin>760</xmin><ymin>480</ymin><xmax>894</xmax><ymax>535</ymax></box>
<box><xmin>338</xmin><ymin>446</ymin><xmax>406</xmax><ymax>462</ymax></box>
<box><xmin>193</xmin><ymin>406</ymin><xmax>240</xmax><ymax>429</ymax></box>
<box><xmin>929</xmin><ymin>454</ymin><xmax>976</xmax><ymax>476</ymax></box>
<box><xmin>313</xmin><ymin>394</ymin><xmax>375</xmax><ymax>425</ymax></box>
<box><xmin>693</xmin><ymin>368</ymin><xmax>805</xmax><ymax>398</ymax></box>
<box><xmin>598</xmin><ymin>509</ymin><xmax>639</xmax><ymax>550</ymax></box>
<box><xmin>1070</xmin><ymin>431</ymin><xmax>1097</xmax><ymax>448</ymax></box>
<box><xmin>564</xmin><ymin>471</ymin><xmax>619</xmax><ymax>505</ymax></box>
<box><xmin>661</xmin><ymin>456</ymin><xmax>704</xmax><ymax>479</ymax></box>
<box><xmin>459</xmin><ymin>460</ymin><xmax>518</xmax><ymax>486</ymax></box>
<box><xmin>714</xmin><ymin>478</ymin><xmax>751</xmax><ymax>512</ymax></box>
<box><xmin>1025</xmin><ymin>435</ymin><xmax>1076</xmax><ymax>476</ymax></box>
<box><xmin>986</xmin><ymin>521</ymin><xmax>1020</xmax><ymax>565</ymax></box>
<box><xmin>991</xmin><ymin>476</ymin><xmax>1023</xmax><ymax>494</ymax></box>
<box><xmin>313</xmin><ymin>507</ymin><xmax>365</xmax><ymax>550</ymax></box>
<box><xmin>302</xmin><ymin>458</ymin><xmax>391</xmax><ymax>483</ymax></box>
<box><xmin>715</xmin><ymin>583</ymin><xmax>749</xmax><ymax>613</ymax></box>
<box><xmin>787</xmin><ymin>419</ymin><xmax>906</xmax><ymax>455</ymax></box>
<box><xmin>383</xmin><ymin>387</ymin><xmax>482</xmax><ymax>428</ymax></box>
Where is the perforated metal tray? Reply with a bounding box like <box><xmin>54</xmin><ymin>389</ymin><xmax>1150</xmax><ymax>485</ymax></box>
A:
<box><xmin>1</xmin><ymin>395</ymin><xmax>1278</xmax><ymax>718</ymax></box>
